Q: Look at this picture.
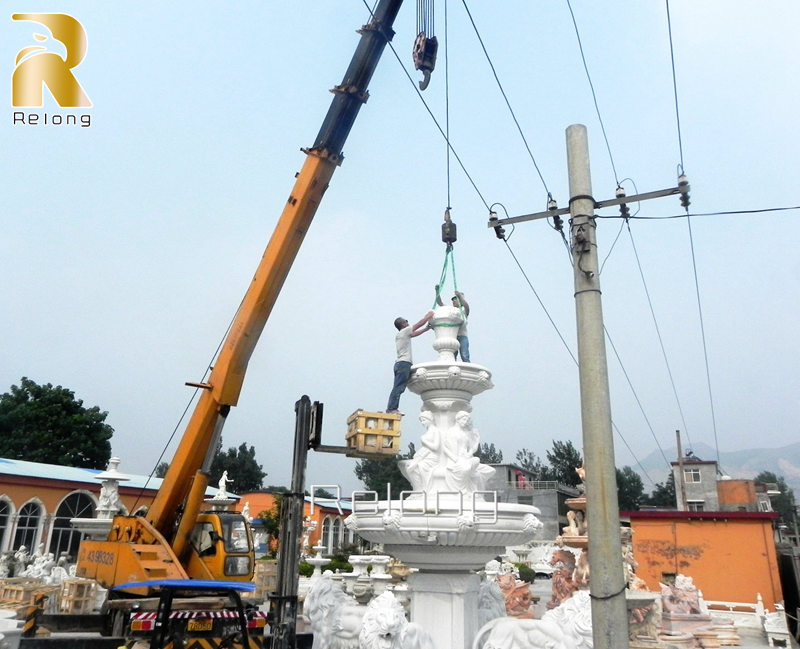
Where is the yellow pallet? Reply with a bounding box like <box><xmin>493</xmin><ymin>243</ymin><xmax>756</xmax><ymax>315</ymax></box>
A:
<box><xmin>345</xmin><ymin>410</ymin><xmax>402</xmax><ymax>456</ymax></box>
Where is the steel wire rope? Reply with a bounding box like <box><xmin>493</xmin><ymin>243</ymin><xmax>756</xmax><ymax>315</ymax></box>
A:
<box><xmin>444</xmin><ymin>0</ymin><xmax>451</xmax><ymax>210</ymax></box>
<box><xmin>365</xmin><ymin>1</ymin><xmax>651</xmax><ymax>483</ymax></box>
<box><xmin>565</xmin><ymin>0</ymin><xmax>619</xmax><ymax>186</ymax></box>
<box><xmin>361</xmin><ymin>0</ymin><xmax>491</xmax><ymax>211</ymax></box>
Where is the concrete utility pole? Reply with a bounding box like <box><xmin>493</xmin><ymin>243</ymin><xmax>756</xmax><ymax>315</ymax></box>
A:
<box><xmin>567</xmin><ymin>124</ymin><xmax>630</xmax><ymax>649</ymax></box>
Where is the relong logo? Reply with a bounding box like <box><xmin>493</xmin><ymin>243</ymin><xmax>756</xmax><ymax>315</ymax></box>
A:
<box><xmin>12</xmin><ymin>13</ymin><xmax>91</xmax><ymax>107</ymax></box>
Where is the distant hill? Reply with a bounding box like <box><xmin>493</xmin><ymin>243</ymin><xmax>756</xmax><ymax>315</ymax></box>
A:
<box><xmin>629</xmin><ymin>440</ymin><xmax>800</xmax><ymax>497</ymax></box>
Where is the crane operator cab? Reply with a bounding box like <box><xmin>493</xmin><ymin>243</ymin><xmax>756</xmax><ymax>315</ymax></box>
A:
<box><xmin>187</xmin><ymin>511</ymin><xmax>254</xmax><ymax>580</ymax></box>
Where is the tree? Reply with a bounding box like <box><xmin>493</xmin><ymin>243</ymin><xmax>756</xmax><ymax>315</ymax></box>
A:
<box><xmin>755</xmin><ymin>471</ymin><xmax>796</xmax><ymax>525</ymax></box>
<box><xmin>641</xmin><ymin>472</ymin><xmax>676</xmax><ymax>508</ymax></box>
<box><xmin>209</xmin><ymin>442</ymin><xmax>267</xmax><ymax>493</ymax></box>
<box><xmin>155</xmin><ymin>461</ymin><xmax>169</xmax><ymax>478</ymax></box>
<box><xmin>475</xmin><ymin>442</ymin><xmax>503</xmax><ymax>464</ymax></box>
<box><xmin>0</xmin><ymin>377</ymin><xmax>113</xmax><ymax>469</ymax></box>
<box><xmin>545</xmin><ymin>440</ymin><xmax>583</xmax><ymax>487</ymax></box>
<box><xmin>514</xmin><ymin>448</ymin><xmax>553</xmax><ymax>481</ymax></box>
<box><xmin>616</xmin><ymin>466</ymin><xmax>645</xmax><ymax>511</ymax></box>
<box><xmin>354</xmin><ymin>443</ymin><xmax>414</xmax><ymax>499</ymax></box>
<box><xmin>256</xmin><ymin>495</ymin><xmax>282</xmax><ymax>554</ymax></box>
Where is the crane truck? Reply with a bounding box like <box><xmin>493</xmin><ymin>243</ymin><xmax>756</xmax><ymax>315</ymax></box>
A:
<box><xmin>73</xmin><ymin>0</ymin><xmax>407</xmax><ymax>644</ymax></box>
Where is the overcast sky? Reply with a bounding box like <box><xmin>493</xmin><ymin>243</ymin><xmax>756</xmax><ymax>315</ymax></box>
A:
<box><xmin>3</xmin><ymin>1</ymin><xmax>798</xmax><ymax>496</ymax></box>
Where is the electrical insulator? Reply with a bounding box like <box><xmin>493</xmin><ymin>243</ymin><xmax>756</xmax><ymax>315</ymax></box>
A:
<box><xmin>616</xmin><ymin>186</ymin><xmax>630</xmax><ymax>219</ymax></box>
<box><xmin>678</xmin><ymin>174</ymin><xmax>691</xmax><ymax>209</ymax></box>
<box><xmin>442</xmin><ymin>209</ymin><xmax>457</xmax><ymax>247</ymax></box>
<box><xmin>488</xmin><ymin>212</ymin><xmax>506</xmax><ymax>240</ymax></box>
<box><xmin>547</xmin><ymin>197</ymin><xmax>558</xmax><ymax>212</ymax></box>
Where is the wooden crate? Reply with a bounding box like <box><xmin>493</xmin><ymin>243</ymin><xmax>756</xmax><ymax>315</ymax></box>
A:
<box><xmin>0</xmin><ymin>580</ymin><xmax>59</xmax><ymax>613</ymax></box>
<box><xmin>345</xmin><ymin>410</ymin><xmax>402</xmax><ymax>456</ymax></box>
<box><xmin>253</xmin><ymin>561</ymin><xmax>277</xmax><ymax>602</ymax></box>
<box><xmin>59</xmin><ymin>579</ymin><xmax>96</xmax><ymax>614</ymax></box>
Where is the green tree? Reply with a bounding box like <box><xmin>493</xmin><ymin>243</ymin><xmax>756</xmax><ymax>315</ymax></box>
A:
<box><xmin>209</xmin><ymin>442</ymin><xmax>267</xmax><ymax>493</ymax></box>
<box><xmin>755</xmin><ymin>471</ymin><xmax>796</xmax><ymax>525</ymax></box>
<box><xmin>354</xmin><ymin>443</ymin><xmax>414</xmax><ymax>499</ymax></box>
<box><xmin>515</xmin><ymin>448</ymin><xmax>553</xmax><ymax>480</ymax></box>
<box><xmin>475</xmin><ymin>442</ymin><xmax>503</xmax><ymax>464</ymax></box>
<box><xmin>0</xmin><ymin>377</ymin><xmax>113</xmax><ymax>469</ymax></box>
<box><xmin>616</xmin><ymin>466</ymin><xmax>645</xmax><ymax>511</ymax></box>
<box><xmin>641</xmin><ymin>472</ymin><xmax>676</xmax><ymax>508</ymax></box>
<box><xmin>155</xmin><ymin>461</ymin><xmax>169</xmax><ymax>478</ymax></box>
<box><xmin>545</xmin><ymin>440</ymin><xmax>583</xmax><ymax>487</ymax></box>
<box><xmin>256</xmin><ymin>495</ymin><xmax>282</xmax><ymax>553</ymax></box>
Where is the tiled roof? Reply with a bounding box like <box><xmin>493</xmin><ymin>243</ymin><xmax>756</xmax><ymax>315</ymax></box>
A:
<box><xmin>0</xmin><ymin>457</ymin><xmax>225</xmax><ymax>497</ymax></box>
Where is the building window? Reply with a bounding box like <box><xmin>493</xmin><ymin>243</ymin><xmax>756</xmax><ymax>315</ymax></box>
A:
<box><xmin>14</xmin><ymin>502</ymin><xmax>42</xmax><ymax>550</ymax></box>
<box><xmin>49</xmin><ymin>492</ymin><xmax>95</xmax><ymax>562</ymax></box>
<box><xmin>321</xmin><ymin>517</ymin><xmax>332</xmax><ymax>554</ymax></box>
<box><xmin>332</xmin><ymin>518</ymin><xmax>342</xmax><ymax>552</ymax></box>
<box><xmin>687</xmin><ymin>501</ymin><xmax>704</xmax><ymax>512</ymax></box>
<box><xmin>683</xmin><ymin>468</ymin><xmax>701</xmax><ymax>483</ymax></box>
<box><xmin>0</xmin><ymin>499</ymin><xmax>11</xmax><ymax>552</ymax></box>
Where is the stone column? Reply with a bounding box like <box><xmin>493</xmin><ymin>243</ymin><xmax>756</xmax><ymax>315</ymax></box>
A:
<box><xmin>408</xmin><ymin>572</ymin><xmax>482</xmax><ymax>649</ymax></box>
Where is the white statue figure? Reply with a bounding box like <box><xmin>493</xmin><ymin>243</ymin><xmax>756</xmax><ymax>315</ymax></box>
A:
<box><xmin>477</xmin><ymin>579</ymin><xmax>507</xmax><ymax>631</ymax></box>
<box><xmin>443</xmin><ymin>411</ymin><xmax>494</xmax><ymax>493</ymax></box>
<box><xmin>473</xmin><ymin>590</ymin><xmax>593</xmax><ymax>649</ymax></box>
<box><xmin>399</xmin><ymin>411</ymin><xmax>440</xmax><ymax>492</ymax></box>
<box><xmin>399</xmin><ymin>410</ymin><xmax>493</xmax><ymax>495</ymax></box>
<box><xmin>305</xmin><ymin>572</ymin><xmax>366</xmax><ymax>649</ymax></box>
<box><xmin>241</xmin><ymin>501</ymin><xmax>250</xmax><ymax>520</ymax></box>
<box><xmin>215</xmin><ymin>470</ymin><xmax>233</xmax><ymax>499</ymax></box>
<box><xmin>360</xmin><ymin>591</ymin><xmax>436</xmax><ymax>649</ymax></box>
<box><xmin>98</xmin><ymin>480</ymin><xmax>123</xmax><ymax>514</ymax></box>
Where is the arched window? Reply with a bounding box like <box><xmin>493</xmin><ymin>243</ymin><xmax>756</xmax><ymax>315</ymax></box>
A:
<box><xmin>332</xmin><ymin>518</ymin><xmax>342</xmax><ymax>552</ymax></box>
<box><xmin>14</xmin><ymin>501</ymin><xmax>42</xmax><ymax>550</ymax></box>
<box><xmin>0</xmin><ymin>498</ymin><xmax>11</xmax><ymax>553</ymax></box>
<box><xmin>321</xmin><ymin>517</ymin><xmax>332</xmax><ymax>554</ymax></box>
<box><xmin>49</xmin><ymin>492</ymin><xmax>95</xmax><ymax>562</ymax></box>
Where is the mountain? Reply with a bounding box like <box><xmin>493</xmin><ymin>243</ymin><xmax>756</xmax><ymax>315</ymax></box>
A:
<box><xmin>629</xmin><ymin>441</ymin><xmax>800</xmax><ymax>497</ymax></box>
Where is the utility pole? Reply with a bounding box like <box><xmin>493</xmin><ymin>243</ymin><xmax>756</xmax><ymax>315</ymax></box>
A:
<box><xmin>567</xmin><ymin>124</ymin><xmax>629</xmax><ymax>649</ymax></box>
<box><xmin>486</xmin><ymin>124</ymin><xmax>689</xmax><ymax>649</ymax></box>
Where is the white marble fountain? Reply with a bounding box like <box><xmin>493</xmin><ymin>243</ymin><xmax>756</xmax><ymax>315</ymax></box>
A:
<box><xmin>345</xmin><ymin>305</ymin><xmax>542</xmax><ymax>649</ymax></box>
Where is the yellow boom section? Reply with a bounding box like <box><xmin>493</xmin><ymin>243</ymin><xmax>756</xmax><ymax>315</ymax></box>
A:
<box><xmin>147</xmin><ymin>151</ymin><xmax>337</xmax><ymax>534</ymax></box>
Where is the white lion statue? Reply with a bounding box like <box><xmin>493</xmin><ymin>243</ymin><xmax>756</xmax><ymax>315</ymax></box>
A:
<box><xmin>473</xmin><ymin>590</ymin><xmax>593</xmax><ymax>649</ymax></box>
<box><xmin>359</xmin><ymin>591</ymin><xmax>435</xmax><ymax>649</ymax></box>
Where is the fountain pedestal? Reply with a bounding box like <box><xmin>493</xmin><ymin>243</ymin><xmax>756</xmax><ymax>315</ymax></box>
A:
<box><xmin>347</xmin><ymin>306</ymin><xmax>541</xmax><ymax>649</ymax></box>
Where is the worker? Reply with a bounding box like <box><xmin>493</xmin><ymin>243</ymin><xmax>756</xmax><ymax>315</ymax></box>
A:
<box><xmin>386</xmin><ymin>310</ymin><xmax>434</xmax><ymax>413</ymax></box>
<box><xmin>435</xmin><ymin>286</ymin><xmax>470</xmax><ymax>362</ymax></box>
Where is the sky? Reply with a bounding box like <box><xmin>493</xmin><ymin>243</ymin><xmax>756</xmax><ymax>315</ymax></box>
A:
<box><xmin>3</xmin><ymin>1</ymin><xmax>798</xmax><ymax>497</ymax></box>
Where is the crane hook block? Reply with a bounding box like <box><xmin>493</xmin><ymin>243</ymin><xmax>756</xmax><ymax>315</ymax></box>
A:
<box><xmin>442</xmin><ymin>210</ymin><xmax>457</xmax><ymax>246</ymax></box>
<box><xmin>412</xmin><ymin>33</ymin><xmax>438</xmax><ymax>91</ymax></box>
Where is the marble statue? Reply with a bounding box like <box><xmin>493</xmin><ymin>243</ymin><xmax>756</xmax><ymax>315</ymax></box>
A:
<box><xmin>305</xmin><ymin>572</ymin><xmax>366</xmax><ymax>649</ymax></box>
<box><xmin>477</xmin><ymin>579</ymin><xmax>507</xmax><ymax>631</ymax></box>
<box><xmin>215</xmin><ymin>470</ymin><xmax>233</xmax><ymax>499</ymax></box>
<box><xmin>360</xmin><ymin>591</ymin><xmax>436</xmax><ymax>649</ymax></box>
<box><xmin>473</xmin><ymin>590</ymin><xmax>593</xmax><ymax>649</ymax></box>
<box><xmin>660</xmin><ymin>574</ymin><xmax>701</xmax><ymax>615</ymax></box>
<box><xmin>399</xmin><ymin>410</ymin><xmax>493</xmax><ymax>495</ymax></box>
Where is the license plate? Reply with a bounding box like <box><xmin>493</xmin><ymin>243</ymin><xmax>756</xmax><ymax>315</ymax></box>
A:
<box><xmin>187</xmin><ymin>618</ymin><xmax>214</xmax><ymax>632</ymax></box>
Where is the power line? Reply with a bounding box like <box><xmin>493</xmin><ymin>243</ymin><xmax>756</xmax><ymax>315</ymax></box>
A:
<box><xmin>565</xmin><ymin>0</ymin><xmax>619</xmax><ymax>186</ymax></box>
<box><xmin>625</xmin><ymin>221</ymin><xmax>693</xmax><ymax>451</ymax></box>
<box><xmin>595</xmin><ymin>205</ymin><xmax>800</xmax><ymax>219</ymax></box>
<box><xmin>460</xmin><ymin>0</ymin><xmax>552</xmax><ymax>198</ymax></box>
